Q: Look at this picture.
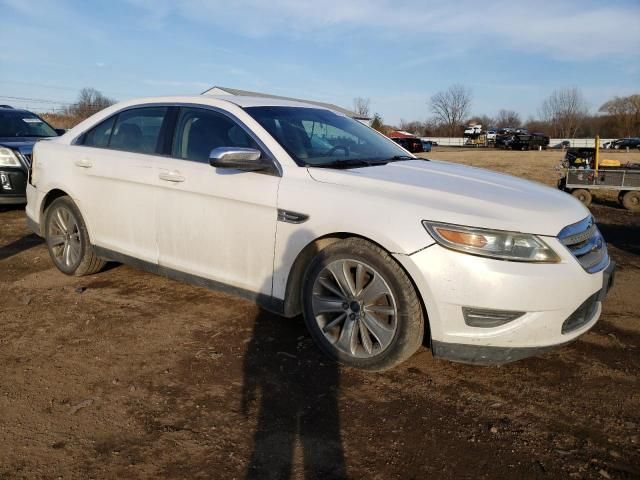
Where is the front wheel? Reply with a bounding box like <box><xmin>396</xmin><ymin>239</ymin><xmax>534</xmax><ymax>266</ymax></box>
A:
<box><xmin>44</xmin><ymin>196</ymin><xmax>106</xmax><ymax>276</ymax></box>
<box><xmin>301</xmin><ymin>238</ymin><xmax>424</xmax><ymax>371</ymax></box>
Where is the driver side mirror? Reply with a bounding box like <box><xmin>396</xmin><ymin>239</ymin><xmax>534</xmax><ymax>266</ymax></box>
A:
<box><xmin>54</xmin><ymin>128</ymin><xmax>67</xmax><ymax>136</ymax></box>
<box><xmin>209</xmin><ymin>147</ymin><xmax>271</xmax><ymax>172</ymax></box>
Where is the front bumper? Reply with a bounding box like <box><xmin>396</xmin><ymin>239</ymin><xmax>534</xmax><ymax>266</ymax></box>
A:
<box><xmin>0</xmin><ymin>167</ymin><xmax>27</xmax><ymax>204</ymax></box>
<box><xmin>395</xmin><ymin>242</ymin><xmax>615</xmax><ymax>365</ymax></box>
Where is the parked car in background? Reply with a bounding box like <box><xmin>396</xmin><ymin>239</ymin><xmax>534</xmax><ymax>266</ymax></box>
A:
<box><xmin>420</xmin><ymin>139</ymin><xmax>432</xmax><ymax>152</ymax></box>
<box><xmin>0</xmin><ymin>105</ymin><xmax>63</xmax><ymax>205</ymax></box>
<box><xmin>27</xmin><ymin>95</ymin><xmax>614</xmax><ymax>370</ymax></box>
<box><xmin>387</xmin><ymin>131</ymin><xmax>424</xmax><ymax>153</ymax></box>
<box><xmin>496</xmin><ymin>132</ymin><xmax>549</xmax><ymax>150</ymax></box>
<box><xmin>486</xmin><ymin>129</ymin><xmax>497</xmax><ymax>143</ymax></box>
<box><xmin>607</xmin><ymin>138</ymin><xmax>640</xmax><ymax>149</ymax></box>
<box><xmin>553</xmin><ymin>140</ymin><xmax>572</xmax><ymax>149</ymax></box>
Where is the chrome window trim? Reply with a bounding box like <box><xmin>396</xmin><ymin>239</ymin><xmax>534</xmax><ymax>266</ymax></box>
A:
<box><xmin>70</xmin><ymin>102</ymin><xmax>282</xmax><ymax>177</ymax></box>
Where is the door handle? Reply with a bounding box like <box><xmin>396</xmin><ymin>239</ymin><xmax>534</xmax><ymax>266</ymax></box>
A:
<box><xmin>159</xmin><ymin>171</ymin><xmax>185</xmax><ymax>183</ymax></box>
<box><xmin>74</xmin><ymin>158</ymin><xmax>92</xmax><ymax>168</ymax></box>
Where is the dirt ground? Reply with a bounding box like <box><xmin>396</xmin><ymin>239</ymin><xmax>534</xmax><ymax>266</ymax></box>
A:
<box><xmin>1</xmin><ymin>148</ymin><xmax>639</xmax><ymax>480</ymax></box>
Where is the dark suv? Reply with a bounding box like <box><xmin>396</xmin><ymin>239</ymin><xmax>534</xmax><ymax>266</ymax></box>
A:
<box><xmin>0</xmin><ymin>106</ymin><xmax>62</xmax><ymax>205</ymax></box>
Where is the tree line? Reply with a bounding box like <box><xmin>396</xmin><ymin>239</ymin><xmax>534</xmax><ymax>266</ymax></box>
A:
<box><xmin>40</xmin><ymin>86</ymin><xmax>639</xmax><ymax>140</ymax></box>
<box><xmin>361</xmin><ymin>87</ymin><xmax>640</xmax><ymax>139</ymax></box>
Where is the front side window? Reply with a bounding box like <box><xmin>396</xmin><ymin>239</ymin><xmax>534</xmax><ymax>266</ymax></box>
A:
<box><xmin>244</xmin><ymin>106</ymin><xmax>411</xmax><ymax>167</ymax></box>
<box><xmin>172</xmin><ymin>107</ymin><xmax>258</xmax><ymax>163</ymax></box>
<box><xmin>109</xmin><ymin>107</ymin><xmax>168</xmax><ymax>154</ymax></box>
<box><xmin>0</xmin><ymin>110</ymin><xmax>57</xmax><ymax>138</ymax></box>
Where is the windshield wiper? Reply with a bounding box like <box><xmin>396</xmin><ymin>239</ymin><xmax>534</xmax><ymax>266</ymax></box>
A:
<box><xmin>311</xmin><ymin>158</ymin><xmax>385</xmax><ymax>169</ymax></box>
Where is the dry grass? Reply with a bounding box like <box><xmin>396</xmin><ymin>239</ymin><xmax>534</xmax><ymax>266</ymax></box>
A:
<box><xmin>419</xmin><ymin>147</ymin><xmax>640</xmax><ymax>187</ymax></box>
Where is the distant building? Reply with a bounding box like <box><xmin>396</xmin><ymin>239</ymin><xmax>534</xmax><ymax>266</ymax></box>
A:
<box><xmin>201</xmin><ymin>85</ymin><xmax>371</xmax><ymax>123</ymax></box>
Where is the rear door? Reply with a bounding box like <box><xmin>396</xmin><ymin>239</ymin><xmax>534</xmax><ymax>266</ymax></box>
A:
<box><xmin>70</xmin><ymin>106</ymin><xmax>170</xmax><ymax>263</ymax></box>
<box><xmin>154</xmin><ymin>106</ymin><xmax>280</xmax><ymax>296</ymax></box>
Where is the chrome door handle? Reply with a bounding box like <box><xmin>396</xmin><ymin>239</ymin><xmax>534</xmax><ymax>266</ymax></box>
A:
<box><xmin>159</xmin><ymin>171</ymin><xmax>185</xmax><ymax>182</ymax></box>
<box><xmin>74</xmin><ymin>158</ymin><xmax>92</xmax><ymax>168</ymax></box>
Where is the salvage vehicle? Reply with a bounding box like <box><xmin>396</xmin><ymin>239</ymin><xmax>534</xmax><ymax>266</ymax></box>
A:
<box><xmin>26</xmin><ymin>96</ymin><xmax>615</xmax><ymax>370</ymax></box>
<box><xmin>496</xmin><ymin>132</ymin><xmax>549</xmax><ymax>150</ymax></box>
<box><xmin>610</xmin><ymin>138</ymin><xmax>640</xmax><ymax>150</ymax></box>
<box><xmin>0</xmin><ymin>105</ymin><xmax>62</xmax><ymax>204</ymax></box>
<box><xmin>388</xmin><ymin>131</ymin><xmax>423</xmax><ymax>153</ymax></box>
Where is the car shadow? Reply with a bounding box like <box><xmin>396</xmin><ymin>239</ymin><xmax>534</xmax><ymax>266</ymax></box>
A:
<box><xmin>597</xmin><ymin>223</ymin><xmax>640</xmax><ymax>257</ymax></box>
<box><xmin>242</xmin><ymin>230</ymin><xmax>347</xmax><ymax>479</ymax></box>
<box><xmin>241</xmin><ymin>309</ymin><xmax>347</xmax><ymax>480</ymax></box>
<box><xmin>0</xmin><ymin>233</ymin><xmax>43</xmax><ymax>261</ymax></box>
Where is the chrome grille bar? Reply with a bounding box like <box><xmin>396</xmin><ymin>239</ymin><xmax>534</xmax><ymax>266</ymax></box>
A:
<box><xmin>558</xmin><ymin>216</ymin><xmax>609</xmax><ymax>274</ymax></box>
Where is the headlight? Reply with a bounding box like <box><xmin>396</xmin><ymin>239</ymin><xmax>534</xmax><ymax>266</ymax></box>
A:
<box><xmin>0</xmin><ymin>148</ymin><xmax>21</xmax><ymax>167</ymax></box>
<box><xmin>423</xmin><ymin>221</ymin><xmax>560</xmax><ymax>263</ymax></box>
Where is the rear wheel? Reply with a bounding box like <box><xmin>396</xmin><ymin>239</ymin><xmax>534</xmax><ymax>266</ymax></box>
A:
<box><xmin>622</xmin><ymin>191</ymin><xmax>640</xmax><ymax>212</ymax></box>
<box><xmin>302</xmin><ymin>238</ymin><xmax>424</xmax><ymax>371</ymax></box>
<box><xmin>44</xmin><ymin>196</ymin><xmax>106</xmax><ymax>276</ymax></box>
<box><xmin>571</xmin><ymin>189</ymin><xmax>592</xmax><ymax>207</ymax></box>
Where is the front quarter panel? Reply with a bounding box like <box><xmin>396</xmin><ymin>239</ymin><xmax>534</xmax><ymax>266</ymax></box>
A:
<box><xmin>272</xmin><ymin>167</ymin><xmax>435</xmax><ymax>300</ymax></box>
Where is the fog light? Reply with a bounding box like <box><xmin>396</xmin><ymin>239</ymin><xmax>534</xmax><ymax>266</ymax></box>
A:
<box><xmin>0</xmin><ymin>173</ymin><xmax>12</xmax><ymax>191</ymax></box>
<box><xmin>462</xmin><ymin>307</ymin><xmax>525</xmax><ymax>327</ymax></box>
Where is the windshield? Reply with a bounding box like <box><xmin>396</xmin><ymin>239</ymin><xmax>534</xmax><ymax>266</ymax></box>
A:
<box><xmin>0</xmin><ymin>110</ymin><xmax>57</xmax><ymax>138</ymax></box>
<box><xmin>244</xmin><ymin>106</ymin><xmax>413</xmax><ymax>166</ymax></box>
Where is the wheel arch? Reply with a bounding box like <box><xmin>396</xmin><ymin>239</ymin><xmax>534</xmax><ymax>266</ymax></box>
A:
<box><xmin>40</xmin><ymin>189</ymin><xmax>94</xmax><ymax>242</ymax></box>
<box><xmin>281</xmin><ymin>232</ymin><xmax>431</xmax><ymax>340</ymax></box>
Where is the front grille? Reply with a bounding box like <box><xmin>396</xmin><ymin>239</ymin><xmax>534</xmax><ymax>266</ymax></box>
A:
<box><xmin>22</xmin><ymin>153</ymin><xmax>32</xmax><ymax>165</ymax></box>
<box><xmin>562</xmin><ymin>291</ymin><xmax>599</xmax><ymax>334</ymax></box>
<box><xmin>558</xmin><ymin>216</ymin><xmax>608</xmax><ymax>273</ymax></box>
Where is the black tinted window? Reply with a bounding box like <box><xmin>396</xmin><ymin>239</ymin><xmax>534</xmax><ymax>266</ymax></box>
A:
<box><xmin>172</xmin><ymin>107</ymin><xmax>258</xmax><ymax>162</ymax></box>
<box><xmin>110</xmin><ymin>107</ymin><xmax>168</xmax><ymax>154</ymax></box>
<box><xmin>82</xmin><ymin>116</ymin><xmax>115</xmax><ymax>148</ymax></box>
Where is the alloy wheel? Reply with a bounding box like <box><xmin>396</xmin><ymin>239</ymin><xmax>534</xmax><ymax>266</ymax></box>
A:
<box><xmin>48</xmin><ymin>205</ymin><xmax>82</xmax><ymax>268</ymax></box>
<box><xmin>311</xmin><ymin>259</ymin><xmax>398</xmax><ymax>358</ymax></box>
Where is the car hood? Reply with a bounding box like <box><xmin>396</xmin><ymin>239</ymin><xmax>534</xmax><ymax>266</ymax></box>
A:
<box><xmin>307</xmin><ymin>159</ymin><xmax>588</xmax><ymax>237</ymax></box>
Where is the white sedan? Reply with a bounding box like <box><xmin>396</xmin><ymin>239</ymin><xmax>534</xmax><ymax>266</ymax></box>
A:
<box><xmin>26</xmin><ymin>95</ymin><xmax>614</xmax><ymax>370</ymax></box>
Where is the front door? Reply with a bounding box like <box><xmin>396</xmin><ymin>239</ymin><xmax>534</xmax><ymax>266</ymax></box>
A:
<box><xmin>154</xmin><ymin>106</ymin><xmax>280</xmax><ymax>297</ymax></box>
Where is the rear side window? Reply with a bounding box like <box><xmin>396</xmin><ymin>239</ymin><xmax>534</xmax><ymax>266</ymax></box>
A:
<box><xmin>110</xmin><ymin>107</ymin><xmax>168</xmax><ymax>154</ymax></box>
<box><xmin>82</xmin><ymin>116</ymin><xmax>115</xmax><ymax>148</ymax></box>
<box><xmin>172</xmin><ymin>107</ymin><xmax>258</xmax><ymax>163</ymax></box>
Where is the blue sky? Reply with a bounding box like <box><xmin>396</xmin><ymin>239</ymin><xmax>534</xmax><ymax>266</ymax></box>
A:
<box><xmin>1</xmin><ymin>0</ymin><xmax>639</xmax><ymax>124</ymax></box>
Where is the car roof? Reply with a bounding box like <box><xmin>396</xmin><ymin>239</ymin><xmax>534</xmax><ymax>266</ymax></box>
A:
<box><xmin>119</xmin><ymin>95</ymin><xmax>334</xmax><ymax>112</ymax></box>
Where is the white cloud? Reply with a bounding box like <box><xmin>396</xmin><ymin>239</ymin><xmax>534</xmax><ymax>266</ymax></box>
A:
<box><xmin>127</xmin><ymin>0</ymin><xmax>640</xmax><ymax>59</ymax></box>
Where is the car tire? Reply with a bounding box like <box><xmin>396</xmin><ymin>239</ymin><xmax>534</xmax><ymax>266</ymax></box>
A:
<box><xmin>622</xmin><ymin>191</ymin><xmax>640</xmax><ymax>212</ymax></box>
<box><xmin>301</xmin><ymin>237</ymin><xmax>424</xmax><ymax>371</ymax></box>
<box><xmin>571</xmin><ymin>189</ymin><xmax>592</xmax><ymax>207</ymax></box>
<box><xmin>44</xmin><ymin>196</ymin><xmax>106</xmax><ymax>276</ymax></box>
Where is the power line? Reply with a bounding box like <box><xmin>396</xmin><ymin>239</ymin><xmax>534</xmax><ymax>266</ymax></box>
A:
<box><xmin>0</xmin><ymin>95</ymin><xmax>75</xmax><ymax>105</ymax></box>
<box><xmin>0</xmin><ymin>79</ymin><xmax>133</xmax><ymax>99</ymax></box>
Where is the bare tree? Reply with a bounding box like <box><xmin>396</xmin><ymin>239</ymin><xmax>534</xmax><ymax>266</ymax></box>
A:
<box><xmin>495</xmin><ymin>109</ymin><xmax>521</xmax><ymax>128</ymax></box>
<box><xmin>66</xmin><ymin>88</ymin><xmax>116</xmax><ymax>120</ymax></box>
<box><xmin>539</xmin><ymin>87</ymin><xmax>589</xmax><ymax>138</ymax></box>
<box><xmin>353</xmin><ymin>97</ymin><xmax>371</xmax><ymax>118</ymax></box>
<box><xmin>399</xmin><ymin>119</ymin><xmax>425</xmax><ymax>136</ymax></box>
<box><xmin>599</xmin><ymin>94</ymin><xmax>640</xmax><ymax>137</ymax></box>
<box><xmin>430</xmin><ymin>85</ymin><xmax>472</xmax><ymax>137</ymax></box>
